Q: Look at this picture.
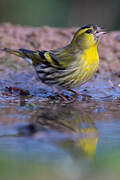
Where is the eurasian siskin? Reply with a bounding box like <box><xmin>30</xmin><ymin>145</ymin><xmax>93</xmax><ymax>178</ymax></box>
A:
<box><xmin>1</xmin><ymin>24</ymin><xmax>105</xmax><ymax>100</ymax></box>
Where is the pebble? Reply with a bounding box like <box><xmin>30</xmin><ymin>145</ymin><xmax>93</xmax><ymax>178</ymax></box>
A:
<box><xmin>115</xmin><ymin>34</ymin><xmax>120</xmax><ymax>41</ymax></box>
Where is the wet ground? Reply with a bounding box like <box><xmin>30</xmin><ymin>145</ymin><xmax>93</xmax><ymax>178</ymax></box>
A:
<box><xmin>0</xmin><ymin>24</ymin><xmax>120</xmax><ymax>179</ymax></box>
<box><xmin>0</xmin><ymin>65</ymin><xmax>120</xmax><ymax>180</ymax></box>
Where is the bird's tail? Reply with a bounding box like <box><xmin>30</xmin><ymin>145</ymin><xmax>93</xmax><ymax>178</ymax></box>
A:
<box><xmin>1</xmin><ymin>48</ymin><xmax>38</xmax><ymax>64</ymax></box>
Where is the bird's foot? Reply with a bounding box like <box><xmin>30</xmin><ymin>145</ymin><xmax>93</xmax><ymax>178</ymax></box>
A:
<box><xmin>57</xmin><ymin>91</ymin><xmax>77</xmax><ymax>103</ymax></box>
<box><xmin>68</xmin><ymin>89</ymin><xmax>91</xmax><ymax>100</ymax></box>
<box><xmin>52</xmin><ymin>89</ymin><xmax>91</xmax><ymax>103</ymax></box>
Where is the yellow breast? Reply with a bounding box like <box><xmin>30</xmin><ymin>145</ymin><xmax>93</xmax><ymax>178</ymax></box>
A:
<box><xmin>72</xmin><ymin>45</ymin><xmax>99</xmax><ymax>87</ymax></box>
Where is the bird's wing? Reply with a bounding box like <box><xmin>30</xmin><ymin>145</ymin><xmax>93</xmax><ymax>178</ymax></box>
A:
<box><xmin>1</xmin><ymin>47</ymin><xmax>75</xmax><ymax>69</ymax></box>
<box><xmin>49</xmin><ymin>46</ymin><xmax>76</xmax><ymax>69</ymax></box>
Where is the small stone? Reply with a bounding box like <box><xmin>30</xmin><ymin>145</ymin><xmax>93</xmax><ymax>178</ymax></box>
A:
<box><xmin>115</xmin><ymin>34</ymin><xmax>120</xmax><ymax>41</ymax></box>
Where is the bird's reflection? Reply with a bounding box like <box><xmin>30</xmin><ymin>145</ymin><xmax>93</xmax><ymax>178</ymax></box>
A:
<box><xmin>18</xmin><ymin>103</ymin><xmax>98</xmax><ymax>157</ymax></box>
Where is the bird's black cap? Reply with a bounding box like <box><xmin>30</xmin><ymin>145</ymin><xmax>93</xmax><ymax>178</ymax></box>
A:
<box><xmin>80</xmin><ymin>24</ymin><xmax>98</xmax><ymax>30</ymax></box>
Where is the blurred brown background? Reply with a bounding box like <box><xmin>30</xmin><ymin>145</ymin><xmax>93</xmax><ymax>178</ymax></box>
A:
<box><xmin>0</xmin><ymin>0</ymin><xmax>120</xmax><ymax>30</ymax></box>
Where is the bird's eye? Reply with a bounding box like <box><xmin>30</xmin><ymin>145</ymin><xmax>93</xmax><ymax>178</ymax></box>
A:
<box><xmin>85</xmin><ymin>29</ymin><xmax>92</xmax><ymax>34</ymax></box>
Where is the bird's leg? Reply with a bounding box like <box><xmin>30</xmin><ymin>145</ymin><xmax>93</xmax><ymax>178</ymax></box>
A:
<box><xmin>58</xmin><ymin>93</ymin><xmax>69</xmax><ymax>102</ymax></box>
<box><xmin>68</xmin><ymin>89</ymin><xmax>81</xmax><ymax>96</ymax></box>
<box><xmin>67</xmin><ymin>89</ymin><xmax>79</xmax><ymax>101</ymax></box>
<box><xmin>56</xmin><ymin>91</ymin><xmax>75</xmax><ymax>103</ymax></box>
<box><xmin>68</xmin><ymin>89</ymin><xmax>91</xmax><ymax>100</ymax></box>
<box><xmin>58</xmin><ymin>92</ymin><xmax>78</xmax><ymax>103</ymax></box>
<box><xmin>53</xmin><ymin>87</ymin><xmax>70</xmax><ymax>102</ymax></box>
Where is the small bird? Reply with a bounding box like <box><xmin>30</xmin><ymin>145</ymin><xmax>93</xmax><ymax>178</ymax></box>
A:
<box><xmin>1</xmin><ymin>25</ymin><xmax>105</xmax><ymax>101</ymax></box>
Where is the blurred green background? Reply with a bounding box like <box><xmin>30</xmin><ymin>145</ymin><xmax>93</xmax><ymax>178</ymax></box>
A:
<box><xmin>0</xmin><ymin>0</ymin><xmax>120</xmax><ymax>30</ymax></box>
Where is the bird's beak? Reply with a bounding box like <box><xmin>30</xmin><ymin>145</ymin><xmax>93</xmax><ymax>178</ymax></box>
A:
<box><xmin>95</xmin><ymin>29</ymin><xmax>106</xmax><ymax>38</ymax></box>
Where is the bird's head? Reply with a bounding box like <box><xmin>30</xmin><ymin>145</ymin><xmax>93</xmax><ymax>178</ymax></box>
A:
<box><xmin>71</xmin><ymin>24</ymin><xmax>105</xmax><ymax>50</ymax></box>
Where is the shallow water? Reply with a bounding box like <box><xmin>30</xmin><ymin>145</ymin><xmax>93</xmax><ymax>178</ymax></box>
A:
<box><xmin>0</xmin><ymin>68</ymin><xmax>120</xmax><ymax>180</ymax></box>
